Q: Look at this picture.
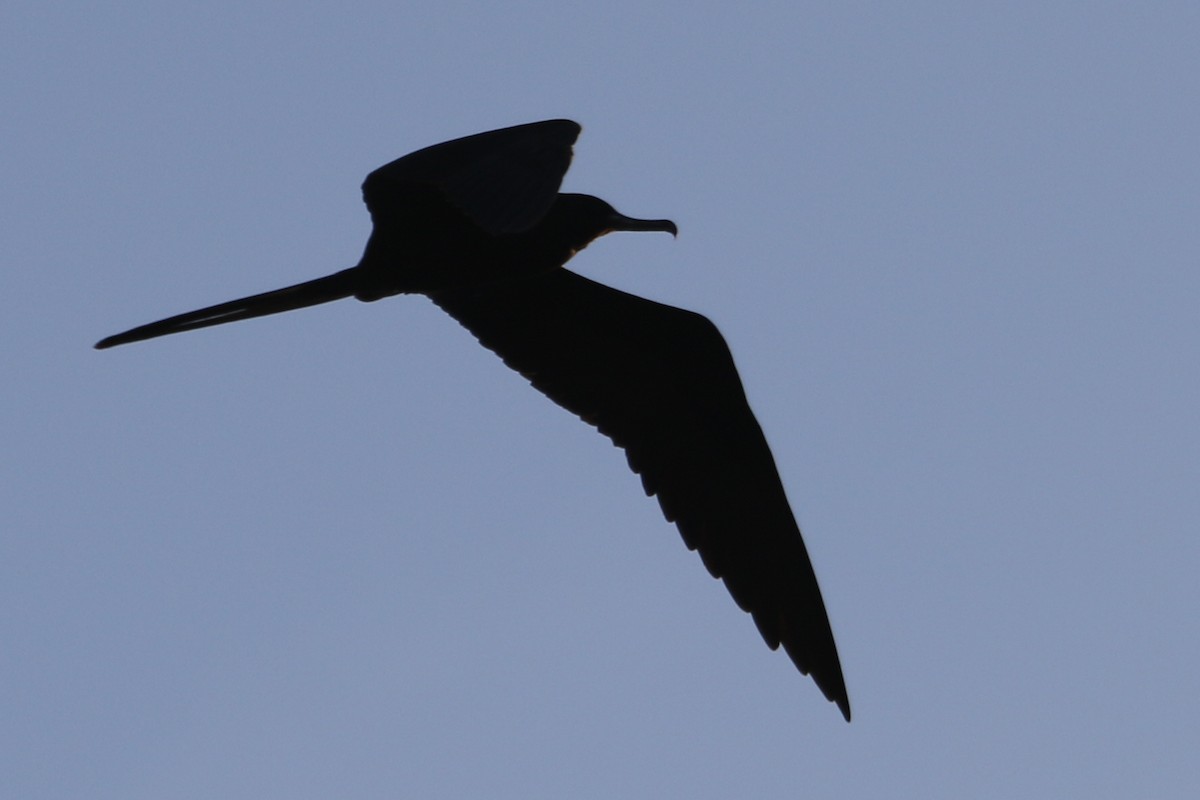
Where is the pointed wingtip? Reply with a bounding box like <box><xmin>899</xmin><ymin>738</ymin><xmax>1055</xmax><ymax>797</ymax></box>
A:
<box><xmin>825</xmin><ymin>675</ymin><xmax>851</xmax><ymax>722</ymax></box>
<box><xmin>95</xmin><ymin>329</ymin><xmax>140</xmax><ymax>349</ymax></box>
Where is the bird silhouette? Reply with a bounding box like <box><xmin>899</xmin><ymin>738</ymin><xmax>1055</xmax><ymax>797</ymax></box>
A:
<box><xmin>96</xmin><ymin>119</ymin><xmax>850</xmax><ymax>720</ymax></box>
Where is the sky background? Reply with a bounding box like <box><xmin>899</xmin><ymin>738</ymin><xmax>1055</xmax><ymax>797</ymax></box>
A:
<box><xmin>4</xmin><ymin>2</ymin><xmax>1199</xmax><ymax>798</ymax></box>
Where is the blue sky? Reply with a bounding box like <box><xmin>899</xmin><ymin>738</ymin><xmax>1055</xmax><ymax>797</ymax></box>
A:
<box><xmin>4</xmin><ymin>2</ymin><xmax>1199</xmax><ymax>797</ymax></box>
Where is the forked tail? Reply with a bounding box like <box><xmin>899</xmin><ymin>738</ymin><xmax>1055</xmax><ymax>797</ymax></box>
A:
<box><xmin>95</xmin><ymin>268</ymin><xmax>359</xmax><ymax>349</ymax></box>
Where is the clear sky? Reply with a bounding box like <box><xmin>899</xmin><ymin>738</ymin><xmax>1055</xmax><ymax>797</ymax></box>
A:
<box><xmin>4</xmin><ymin>2</ymin><xmax>1198</xmax><ymax>798</ymax></box>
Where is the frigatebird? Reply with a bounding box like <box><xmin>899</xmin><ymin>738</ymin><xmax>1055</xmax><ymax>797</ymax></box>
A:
<box><xmin>96</xmin><ymin>120</ymin><xmax>850</xmax><ymax>720</ymax></box>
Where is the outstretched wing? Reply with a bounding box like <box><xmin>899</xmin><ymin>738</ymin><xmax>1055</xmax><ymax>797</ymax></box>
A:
<box><xmin>362</xmin><ymin>119</ymin><xmax>580</xmax><ymax>235</ymax></box>
<box><xmin>430</xmin><ymin>270</ymin><xmax>850</xmax><ymax>720</ymax></box>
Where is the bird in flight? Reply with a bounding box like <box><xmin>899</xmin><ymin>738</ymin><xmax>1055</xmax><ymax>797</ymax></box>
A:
<box><xmin>96</xmin><ymin>120</ymin><xmax>850</xmax><ymax>720</ymax></box>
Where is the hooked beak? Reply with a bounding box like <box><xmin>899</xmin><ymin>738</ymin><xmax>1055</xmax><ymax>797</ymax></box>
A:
<box><xmin>608</xmin><ymin>212</ymin><xmax>678</xmax><ymax>237</ymax></box>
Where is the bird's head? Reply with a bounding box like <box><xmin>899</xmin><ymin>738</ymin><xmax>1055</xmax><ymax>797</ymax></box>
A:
<box><xmin>550</xmin><ymin>194</ymin><xmax>677</xmax><ymax>252</ymax></box>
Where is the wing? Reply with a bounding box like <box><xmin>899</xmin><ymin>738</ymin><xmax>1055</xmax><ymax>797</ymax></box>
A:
<box><xmin>430</xmin><ymin>270</ymin><xmax>850</xmax><ymax>720</ymax></box>
<box><xmin>362</xmin><ymin>119</ymin><xmax>580</xmax><ymax>235</ymax></box>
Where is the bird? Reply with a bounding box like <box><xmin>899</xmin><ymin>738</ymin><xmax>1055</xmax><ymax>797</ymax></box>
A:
<box><xmin>96</xmin><ymin>119</ymin><xmax>851</xmax><ymax>720</ymax></box>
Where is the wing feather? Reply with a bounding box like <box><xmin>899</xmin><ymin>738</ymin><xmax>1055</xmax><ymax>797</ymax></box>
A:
<box><xmin>362</xmin><ymin>119</ymin><xmax>580</xmax><ymax>235</ymax></box>
<box><xmin>430</xmin><ymin>269</ymin><xmax>850</xmax><ymax>719</ymax></box>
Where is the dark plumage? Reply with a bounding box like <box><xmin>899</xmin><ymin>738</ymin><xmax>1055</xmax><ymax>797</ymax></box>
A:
<box><xmin>96</xmin><ymin>120</ymin><xmax>850</xmax><ymax>720</ymax></box>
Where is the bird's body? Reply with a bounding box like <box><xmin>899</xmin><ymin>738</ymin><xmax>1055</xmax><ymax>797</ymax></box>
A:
<box><xmin>96</xmin><ymin>120</ymin><xmax>851</xmax><ymax>720</ymax></box>
<box><xmin>356</xmin><ymin>192</ymin><xmax>640</xmax><ymax>296</ymax></box>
